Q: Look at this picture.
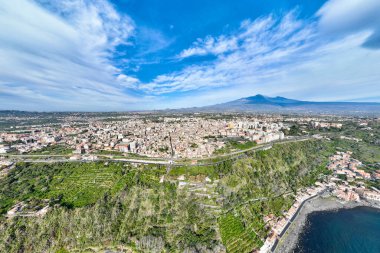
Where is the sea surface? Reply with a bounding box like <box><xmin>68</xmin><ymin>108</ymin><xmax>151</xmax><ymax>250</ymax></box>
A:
<box><xmin>294</xmin><ymin>206</ymin><xmax>380</xmax><ymax>253</ymax></box>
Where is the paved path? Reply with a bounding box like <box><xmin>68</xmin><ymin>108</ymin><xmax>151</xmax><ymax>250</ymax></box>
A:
<box><xmin>271</xmin><ymin>189</ymin><xmax>328</xmax><ymax>253</ymax></box>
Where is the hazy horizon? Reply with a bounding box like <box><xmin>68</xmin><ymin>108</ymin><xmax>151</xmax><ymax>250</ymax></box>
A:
<box><xmin>1</xmin><ymin>93</ymin><xmax>380</xmax><ymax>113</ymax></box>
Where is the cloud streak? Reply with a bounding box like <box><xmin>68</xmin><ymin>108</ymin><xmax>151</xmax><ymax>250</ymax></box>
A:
<box><xmin>0</xmin><ymin>0</ymin><xmax>145</xmax><ymax>111</ymax></box>
<box><xmin>317</xmin><ymin>0</ymin><xmax>380</xmax><ymax>49</ymax></box>
<box><xmin>178</xmin><ymin>35</ymin><xmax>238</xmax><ymax>58</ymax></box>
<box><xmin>141</xmin><ymin>12</ymin><xmax>316</xmax><ymax>95</ymax></box>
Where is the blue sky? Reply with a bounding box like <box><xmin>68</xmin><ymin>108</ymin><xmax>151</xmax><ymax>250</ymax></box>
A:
<box><xmin>1</xmin><ymin>0</ymin><xmax>380</xmax><ymax>111</ymax></box>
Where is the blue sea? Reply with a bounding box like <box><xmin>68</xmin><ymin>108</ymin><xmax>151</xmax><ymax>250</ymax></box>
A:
<box><xmin>294</xmin><ymin>206</ymin><xmax>380</xmax><ymax>253</ymax></box>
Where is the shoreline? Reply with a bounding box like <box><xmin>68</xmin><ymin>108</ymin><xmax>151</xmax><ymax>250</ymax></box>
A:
<box><xmin>273</xmin><ymin>193</ymin><xmax>380</xmax><ymax>253</ymax></box>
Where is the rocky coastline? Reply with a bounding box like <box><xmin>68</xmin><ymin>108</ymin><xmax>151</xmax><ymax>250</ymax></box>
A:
<box><xmin>273</xmin><ymin>193</ymin><xmax>380</xmax><ymax>253</ymax></box>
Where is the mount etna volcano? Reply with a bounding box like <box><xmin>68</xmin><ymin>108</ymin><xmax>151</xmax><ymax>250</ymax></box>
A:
<box><xmin>190</xmin><ymin>95</ymin><xmax>380</xmax><ymax>115</ymax></box>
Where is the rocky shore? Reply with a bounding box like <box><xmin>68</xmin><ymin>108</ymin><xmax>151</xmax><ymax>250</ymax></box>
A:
<box><xmin>273</xmin><ymin>193</ymin><xmax>380</xmax><ymax>253</ymax></box>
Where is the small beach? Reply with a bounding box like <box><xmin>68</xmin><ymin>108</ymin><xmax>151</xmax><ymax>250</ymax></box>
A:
<box><xmin>274</xmin><ymin>193</ymin><xmax>380</xmax><ymax>253</ymax></box>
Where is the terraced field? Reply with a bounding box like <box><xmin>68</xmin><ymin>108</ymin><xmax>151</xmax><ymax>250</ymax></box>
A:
<box><xmin>0</xmin><ymin>162</ymin><xmax>137</xmax><ymax>211</ymax></box>
<box><xmin>219</xmin><ymin>213</ymin><xmax>263</xmax><ymax>253</ymax></box>
<box><xmin>47</xmin><ymin>163</ymin><xmax>125</xmax><ymax>207</ymax></box>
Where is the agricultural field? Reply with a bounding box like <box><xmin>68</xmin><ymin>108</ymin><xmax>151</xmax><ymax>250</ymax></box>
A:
<box><xmin>0</xmin><ymin>162</ymin><xmax>150</xmax><ymax>212</ymax></box>
<box><xmin>219</xmin><ymin>213</ymin><xmax>262</xmax><ymax>253</ymax></box>
<box><xmin>46</xmin><ymin>162</ymin><xmax>128</xmax><ymax>207</ymax></box>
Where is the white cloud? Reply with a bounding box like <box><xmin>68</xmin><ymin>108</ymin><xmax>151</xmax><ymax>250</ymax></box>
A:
<box><xmin>134</xmin><ymin>26</ymin><xmax>174</xmax><ymax>56</ymax></box>
<box><xmin>0</xmin><ymin>0</ymin><xmax>144</xmax><ymax>111</ymax></box>
<box><xmin>117</xmin><ymin>74</ymin><xmax>140</xmax><ymax>88</ymax></box>
<box><xmin>317</xmin><ymin>0</ymin><xmax>380</xmax><ymax>48</ymax></box>
<box><xmin>142</xmin><ymin>12</ymin><xmax>315</xmax><ymax>95</ymax></box>
<box><xmin>178</xmin><ymin>35</ymin><xmax>238</xmax><ymax>58</ymax></box>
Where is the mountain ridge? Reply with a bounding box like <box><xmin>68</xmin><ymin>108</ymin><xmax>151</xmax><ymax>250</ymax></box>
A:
<box><xmin>195</xmin><ymin>94</ymin><xmax>380</xmax><ymax>115</ymax></box>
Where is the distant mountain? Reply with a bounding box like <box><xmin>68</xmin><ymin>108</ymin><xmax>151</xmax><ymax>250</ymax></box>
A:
<box><xmin>226</xmin><ymin>94</ymin><xmax>305</xmax><ymax>106</ymax></box>
<box><xmin>194</xmin><ymin>94</ymin><xmax>380</xmax><ymax>115</ymax></box>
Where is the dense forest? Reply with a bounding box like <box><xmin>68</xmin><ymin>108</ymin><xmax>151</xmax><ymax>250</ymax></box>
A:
<box><xmin>0</xmin><ymin>140</ymin><xmax>351</xmax><ymax>252</ymax></box>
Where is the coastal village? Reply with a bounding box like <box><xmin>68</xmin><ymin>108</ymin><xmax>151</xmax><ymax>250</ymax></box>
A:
<box><xmin>260</xmin><ymin>151</ymin><xmax>380</xmax><ymax>253</ymax></box>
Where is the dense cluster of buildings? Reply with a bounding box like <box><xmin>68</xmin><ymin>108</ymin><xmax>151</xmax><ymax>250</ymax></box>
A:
<box><xmin>328</xmin><ymin>151</ymin><xmax>379</xmax><ymax>180</ymax></box>
<box><xmin>329</xmin><ymin>151</ymin><xmax>380</xmax><ymax>201</ymax></box>
<box><xmin>0</xmin><ymin>130</ymin><xmax>62</xmax><ymax>154</ymax></box>
<box><xmin>0</xmin><ymin>116</ymin><xmax>287</xmax><ymax>158</ymax></box>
